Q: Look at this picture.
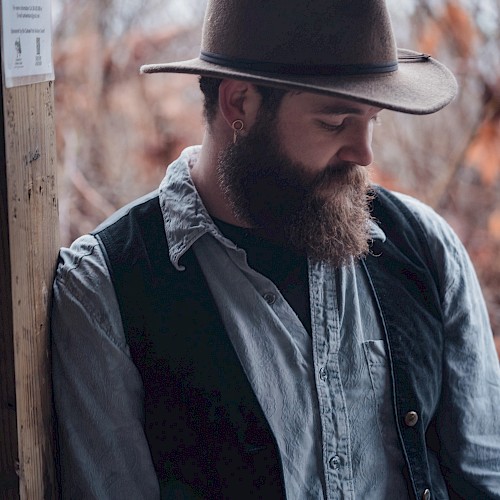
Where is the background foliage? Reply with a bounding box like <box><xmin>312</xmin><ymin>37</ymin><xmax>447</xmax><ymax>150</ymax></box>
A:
<box><xmin>52</xmin><ymin>0</ymin><xmax>500</xmax><ymax>354</ymax></box>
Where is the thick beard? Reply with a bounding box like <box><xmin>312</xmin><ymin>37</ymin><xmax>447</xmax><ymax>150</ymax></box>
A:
<box><xmin>217</xmin><ymin>113</ymin><xmax>374</xmax><ymax>267</ymax></box>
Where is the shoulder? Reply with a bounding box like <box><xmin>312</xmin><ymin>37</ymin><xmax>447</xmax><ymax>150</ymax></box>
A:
<box><xmin>92</xmin><ymin>191</ymin><xmax>165</xmax><ymax>269</ymax></box>
<box><xmin>52</xmin><ymin>233</ymin><xmax>126</xmax><ymax>350</ymax></box>
<box><xmin>55</xmin><ymin>234</ymin><xmax>106</xmax><ymax>284</ymax></box>
<box><xmin>385</xmin><ymin>190</ymin><xmax>464</xmax><ymax>260</ymax></box>
<box><xmin>388</xmin><ymin>191</ymin><xmax>453</xmax><ymax>232</ymax></box>
<box><xmin>375</xmin><ymin>188</ymin><xmax>460</xmax><ymax>250</ymax></box>
<box><xmin>382</xmin><ymin>189</ymin><xmax>478</xmax><ymax>302</ymax></box>
<box><xmin>92</xmin><ymin>190</ymin><xmax>160</xmax><ymax>235</ymax></box>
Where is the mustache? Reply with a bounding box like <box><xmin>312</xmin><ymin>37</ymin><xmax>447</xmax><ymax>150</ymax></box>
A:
<box><xmin>309</xmin><ymin>162</ymin><xmax>369</xmax><ymax>190</ymax></box>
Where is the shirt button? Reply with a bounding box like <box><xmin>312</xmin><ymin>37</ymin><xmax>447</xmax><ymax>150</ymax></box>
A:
<box><xmin>319</xmin><ymin>367</ymin><xmax>328</xmax><ymax>382</ymax></box>
<box><xmin>263</xmin><ymin>292</ymin><xmax>276</xmax><ymax>305</ymax></box>
<box><xmin>422</xmin><ymin>488</ymin><xmax>431</xmax><ymax>500</ymax></box>
<box><xmin>328</xmin><ymin>455</ymin><xmax>340</xmax><ymax>470</ymax></box>
<box><xmin>404</xmin><ymin>411</ymin><xmax>419</xmax><ymax>427</ymax></box>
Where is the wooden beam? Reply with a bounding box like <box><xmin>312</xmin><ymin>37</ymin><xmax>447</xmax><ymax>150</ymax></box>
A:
<box><xmin>1</xmin><ymin>75</ymin><xmax>58</xmax><ymax>500</ymax></box>
<box><xmin>0</xmin><ymin>74</ymin><xmax>18</xmax><ymax>500</ymax></box>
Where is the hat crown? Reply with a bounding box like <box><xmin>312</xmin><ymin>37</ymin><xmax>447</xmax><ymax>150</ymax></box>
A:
<box><xmin>202</xmin><ymin>0</ymin><xmax>397</xmax><ymax>67</ymax></box>
<box><xmin>141</xmin><ymin>0</ymin><xmax>458</xmax><ymax>115</ymax></box>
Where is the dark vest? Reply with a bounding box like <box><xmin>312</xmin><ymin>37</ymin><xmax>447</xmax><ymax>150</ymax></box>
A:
<box><xmin>92</xmin><ymin>187</ymin><xmax>474</xmax><ymax>499</ymax></box>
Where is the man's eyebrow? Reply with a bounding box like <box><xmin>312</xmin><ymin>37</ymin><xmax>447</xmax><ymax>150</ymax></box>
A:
<box><xmin>313</xmin><ymin>105</ymin><xmax>366</xmax><ymax>116</ymax></box>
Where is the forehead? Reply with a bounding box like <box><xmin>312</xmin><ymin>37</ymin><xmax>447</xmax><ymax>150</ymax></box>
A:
<box><xmin>281</xmin><ymin>91</ymin><xmax>382</xmax><ymax>116</ymax></box>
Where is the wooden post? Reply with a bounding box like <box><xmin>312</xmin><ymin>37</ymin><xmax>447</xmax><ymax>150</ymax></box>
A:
<box><xmin>0</xmin><ymin>26</ymin><xmax>58</xmax><ymax>500</ymax></box>
<box><xmin>0</xmin><ymin>87</ymin><xmax>18</xmax><ymax>500</ymax></box>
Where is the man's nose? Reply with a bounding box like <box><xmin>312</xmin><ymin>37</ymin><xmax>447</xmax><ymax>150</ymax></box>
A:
<box><xmin>336</xmin><ymin>125</ymin><xmax>374</xmax><ymax>167</ymax></box>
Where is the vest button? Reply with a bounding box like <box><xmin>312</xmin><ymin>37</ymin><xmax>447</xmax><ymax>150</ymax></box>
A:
<box><xmin>404</xmin><ymin>411</ymin><xmax>419</xmax><ymax>427</ymax></box>
<box><xmin>263</xmin><ymin>292</ymin><xmax>276</xmax><ymax>305</ymax></box>
<box><xmin>422</xmin><ymin>488</ymin><xmax>431</xmax><ymax>500</ymax></box>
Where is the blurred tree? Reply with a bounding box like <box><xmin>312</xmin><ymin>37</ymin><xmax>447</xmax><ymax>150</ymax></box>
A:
<box><xmin>53</xmin><ymin>0</ymin><xmax>206</xmax><ymax>240</ymax></box>
<box><xmin>373</xmin><ymin>0</ymin><xmax>500</xmax><ymax>344</ymax></box>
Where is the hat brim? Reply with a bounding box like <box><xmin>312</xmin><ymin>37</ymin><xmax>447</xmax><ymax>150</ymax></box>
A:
<box><xmin>140</xmin><ymin>49</ymin><xmax>457</xmax><ymax>115</ymax></box>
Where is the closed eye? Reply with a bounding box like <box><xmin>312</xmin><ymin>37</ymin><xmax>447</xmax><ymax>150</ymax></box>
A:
<box><xmin>318</xmin><ymin>120</ymin><xmax>345</xmax><ymax>132</ymax></box>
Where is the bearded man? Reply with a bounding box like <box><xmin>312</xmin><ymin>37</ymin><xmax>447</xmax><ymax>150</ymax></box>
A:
<box><xmin>51</xmin><ymin>0</ymin><xmax>500</xmax><ymax>498</ymax></box>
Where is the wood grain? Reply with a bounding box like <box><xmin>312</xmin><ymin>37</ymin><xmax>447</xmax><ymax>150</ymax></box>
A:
<box><xmin>2</xmin><ymin>78</ymin><xmax>58</xmax><ymax>499</ymax></box>
<box><xmin>0</xmin><ymin>75</ymin><xmax>19</xmax><ymax>500</ymax></box>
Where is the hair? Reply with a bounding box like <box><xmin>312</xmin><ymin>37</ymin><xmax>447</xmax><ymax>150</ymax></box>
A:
<box><xmin>198</xmin><ymin>76</ymin><xmax>288</xmax><ymax>125</ymax></box>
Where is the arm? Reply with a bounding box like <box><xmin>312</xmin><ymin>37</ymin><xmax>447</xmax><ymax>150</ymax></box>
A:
<box><xmin>397</xmin><ymin>193</ymin><xmax>500</xmax><ymax>498</ymax></box>
<box><xmin>51</xmin><ymin>235</ymin><xmax>159</xmax><ymax>499</ymax></box>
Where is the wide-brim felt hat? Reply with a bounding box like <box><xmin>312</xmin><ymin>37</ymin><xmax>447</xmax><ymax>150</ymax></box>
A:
<box><xmin>141</xmin><ymin>0</ymin><xmax>458</xmax><ymax>115</ymax></box>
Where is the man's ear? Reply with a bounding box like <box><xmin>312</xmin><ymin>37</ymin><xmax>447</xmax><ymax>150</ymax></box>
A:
<box><xmin>218</xmin><ymin>79</ymin><xmax>262</xmax><ymax>134</ymax></box>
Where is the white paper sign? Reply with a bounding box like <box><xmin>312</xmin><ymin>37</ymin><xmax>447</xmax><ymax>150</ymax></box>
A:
<box><xmin>2</xmin><ymin>0</ymin><xmax>54</xmax><ymax>88</ymax></box>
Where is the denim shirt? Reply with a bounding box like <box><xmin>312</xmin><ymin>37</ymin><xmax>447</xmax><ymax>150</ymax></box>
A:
<box><xmin>52</xmin><ymin>146</ymin><xmax>500</xmax><ymax>499</ymax></box>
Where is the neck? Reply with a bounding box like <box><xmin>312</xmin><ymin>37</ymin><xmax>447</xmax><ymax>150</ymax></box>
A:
<box><xmin>191</xmin><ymin>130</ymin><xmax>250</xmax><ymax>227</ymax></box>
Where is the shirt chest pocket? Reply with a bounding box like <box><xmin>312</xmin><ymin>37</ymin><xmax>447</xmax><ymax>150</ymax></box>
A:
<box><xmin>362</xmin><ymin>339</ymin><xmax>395</xmax><ymax>440</ymax></box>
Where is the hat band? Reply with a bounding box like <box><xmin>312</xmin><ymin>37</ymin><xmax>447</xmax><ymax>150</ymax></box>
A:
<box><xmin>200</xmin><ymin>51</ymin><xmax>398</xmax><ymax>76</ymax></box>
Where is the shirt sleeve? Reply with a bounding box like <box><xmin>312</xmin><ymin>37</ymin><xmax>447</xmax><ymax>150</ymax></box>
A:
<box><xmin>395</xmin><ymin>193</ymin><xmax>500</xmax><ymax>497</ymax></box>
<box><xmin>51</xmin><ymin>234</ymin><xmax>160</xmax><ymax>499</ymax></box>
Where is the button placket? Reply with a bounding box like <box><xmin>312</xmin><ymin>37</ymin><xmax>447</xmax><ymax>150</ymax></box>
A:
<box><xmin>328</xmin><ymin>455</ymin><xmax>340</xmax><ymax>470</ymax></box>
<box><xmin>310</xmin><ymin>261</ymin><xmax>350</xmax><ymax>497</ymax></box>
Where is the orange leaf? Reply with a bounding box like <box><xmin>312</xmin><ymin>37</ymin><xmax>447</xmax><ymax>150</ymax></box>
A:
<box><xmin>418</xmin><ymin>2</ymin><xmax>476</xmax><ymax>58</ymax></box>
<box><xmin>466</xmin><ymin>120</ymin><xmax>500</xmax><ymax>185</ymax></box>
<box><xmin>419</xmin><ymin>22</ymin><xmax>442</xmax><ymax>55</ymax></box>
<box><xmin>488</xmin><ymin>210</ymin><xmax>500</xmax><ymax>241</ymax></box>
<box><xmin>443</xmin><ymin>2</ymin><xmax>476</xmax><ymax>58</ymax></box>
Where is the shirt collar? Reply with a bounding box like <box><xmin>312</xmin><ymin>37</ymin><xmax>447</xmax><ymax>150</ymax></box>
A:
<box><xmin>160</xmin><ymin>146</ymin><xmax>237</xmax><ymax>270</ymax></box>
<box><xmin>159</xmin><ymin>146</ymin><xmax>386</xmax><ymax>269</ymax></box>
<box><xmin>369</xmin><ymin>219</ymin><xmax>386</xmax><ymax>243</ymax></box>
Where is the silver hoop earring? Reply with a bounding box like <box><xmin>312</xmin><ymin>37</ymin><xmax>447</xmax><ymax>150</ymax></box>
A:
<box><xmin>231</xmin><ymin>119</ymin><xmax>244</xmax><ymax>144</ymax></box>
